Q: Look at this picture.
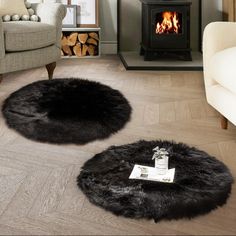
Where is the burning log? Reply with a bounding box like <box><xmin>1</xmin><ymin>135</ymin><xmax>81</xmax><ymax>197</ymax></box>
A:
<box><xmin>156</xmin><ymin>12</ymin><xmax>181</xmax><ymax>34</ymax></box>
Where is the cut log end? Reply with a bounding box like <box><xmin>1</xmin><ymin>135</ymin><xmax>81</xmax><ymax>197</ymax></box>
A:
<box><xmin>67</xmin><ymin>32</ymin><xmax>78</xmax><ymax>46</ymax></box>
<box><xmin>61</xmin><ymin>36</ymin><xmax>68</xmax><ymax>47</ymax></box>
<box><xmin>61</xmin><ymin>31</ymin><xmax>99</xmax><ymax>57</ymax></box>
<box><xmin>73</xmin><ymin>43</ymin><xmax>82</xmax><ymax>57</ymax></box>
<box><xmin>62</xmin><ymin>45</ymin><xmax>72</xmax><ymax>56</ymax></box>
<box><xmin>88</xmin><ymin>45</ymin><xmax>96</xmax><ymax>56</ymax></box>
<box><xmin>89</xmin><ymin>32</ymin><xmax>99</xmax><ymax>41</ymax></box>
<box><xmin>78</xmin><ymin>33</ymin><xmax>89</xmax><ymax>44</ymax></box>
<box><xmin>82</xmin><ymin>44</ymin><xmax>89</xmax><ymax>56</ymax></box>
<box><xmin>87</xmin><ymin>38</ymin><xmax>98</xmax><ymax>46</ymax></box>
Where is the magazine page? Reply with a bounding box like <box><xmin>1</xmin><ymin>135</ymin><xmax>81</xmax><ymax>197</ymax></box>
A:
<box><xmin>129</xmin><ymin>165</ymin><xmax>175</xmax><ymax>183</ymax></box>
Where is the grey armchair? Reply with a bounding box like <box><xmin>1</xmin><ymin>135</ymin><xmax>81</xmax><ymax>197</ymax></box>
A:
<box><xmin>0</xmin><ymin>3</ymin><xmax>66</xmax><ymax>82</ymax></box>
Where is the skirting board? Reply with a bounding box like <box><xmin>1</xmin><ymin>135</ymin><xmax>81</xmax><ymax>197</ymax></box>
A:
<box><xmin>119</xmin><ymin>51</ymin><xmax>203</xmax><ymax>71</ymax></box>
<box><xmin>101</xmin><ymin>41</ymin><xmax>118</xmax><ymax>54</ymax></box>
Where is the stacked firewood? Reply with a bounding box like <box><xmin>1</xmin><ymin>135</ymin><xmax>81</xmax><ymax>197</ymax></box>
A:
<box><xmin>61</xmin><ymin>32</ymin><xmax>99</xmax><ymax>57</ymax></box>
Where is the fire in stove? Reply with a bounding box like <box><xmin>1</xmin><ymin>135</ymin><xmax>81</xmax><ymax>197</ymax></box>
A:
<box><xmin>156</xmin><ymin>12</ymin><xmax>181</xmax><ymax>34</ymax></box>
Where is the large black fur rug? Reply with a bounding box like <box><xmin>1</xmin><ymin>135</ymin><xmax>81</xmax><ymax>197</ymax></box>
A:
<box><xmin>78</xmin><ymin>140</ymin><xmax>233</xmax><ymax>222</ymax></box>
<box><xmin>2</xmin><ymin>79</ymin><xmax>132</xmax><ymax>144</ymax></box>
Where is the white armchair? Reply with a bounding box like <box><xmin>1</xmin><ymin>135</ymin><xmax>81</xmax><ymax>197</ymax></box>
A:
<box><xmin>203</xmin><ymin>22</ymin><xmax>236</xmax><ymax>129</ymax></box>
<box><xmin>0</xmin><ymin>3</ymin><xmax>66</xmax><ymax>82</ymax></box>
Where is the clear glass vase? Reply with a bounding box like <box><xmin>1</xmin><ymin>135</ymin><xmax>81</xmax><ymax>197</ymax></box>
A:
<box><xmin>155</xmin><ymin>156</ymin><xmax>169</xmax><ymax>175</ymax></box>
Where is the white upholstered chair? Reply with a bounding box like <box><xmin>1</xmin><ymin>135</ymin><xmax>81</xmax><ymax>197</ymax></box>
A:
<box><xmin>203</xmin><ymin>22</ymin><xmax>236</xmax><ymax>129</ymax></box>
<box><xmin>0</xmin><ymin>3</ymin><xmax>66</xmax><ymax>82</ymax></box>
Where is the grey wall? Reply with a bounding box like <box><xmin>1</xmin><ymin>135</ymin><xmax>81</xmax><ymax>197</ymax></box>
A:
<box><xmin>99</xmin><ymin>0</ymin><xmax>118</xmax><ymax>53</ymax></box>
<box><xmin>202</xmin><ymin>0</ymin><xmax>222</xmax><ymax>34</ymax></box>
<box><xmin>119</xmin><ymin>0</ymin><xmax>141</xmax><ymax>51</ymax></box>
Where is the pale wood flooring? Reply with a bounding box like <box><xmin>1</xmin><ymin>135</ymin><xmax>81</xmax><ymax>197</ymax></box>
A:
<box><xmin>0</xmin><ymin>55</ymin><xmax>236</xmax><ymax>235</ymax></box>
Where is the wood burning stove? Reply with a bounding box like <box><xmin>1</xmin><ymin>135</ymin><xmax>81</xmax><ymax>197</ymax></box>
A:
<box><xmin>140</xmin><ymin>0</ymin><xmax>192</xmax><ymax>61</ymax></box>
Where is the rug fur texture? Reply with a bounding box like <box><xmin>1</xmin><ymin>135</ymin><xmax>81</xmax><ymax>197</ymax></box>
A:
<box><xmin>2</xmin><ymin>79</ymin><xmax>132</xmax><ymax>144</ymax></box>
<box><xmin>78</xmin><ymin>140</ymin><xmax>233</xmax><ymax>222</ymax></box>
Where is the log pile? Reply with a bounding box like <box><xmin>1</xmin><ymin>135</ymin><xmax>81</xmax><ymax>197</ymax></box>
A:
<box><xmin>61</xmin><ymin>32</ymin><xmax>99</xmax><ymax>57</ymax></box>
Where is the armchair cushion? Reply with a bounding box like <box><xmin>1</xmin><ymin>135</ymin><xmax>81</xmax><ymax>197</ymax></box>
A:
<box><xmin>0</xmin><ymin>0</ymin><xmax>29</xmax><ymax>16</ymax></box>
<box><xmin>3</xmin><ymin>21</ymin><xmax>56</xmax><ymax>52</ymax></box>
<box><xmin>32</xmin><ymin>3</ymin><xmax>66</xmax><ymax>48</ymax></box>
<box><xmin>209</xmin><ymin>46</ymin><xmax>236</xmax><ymax>94</ymax></box>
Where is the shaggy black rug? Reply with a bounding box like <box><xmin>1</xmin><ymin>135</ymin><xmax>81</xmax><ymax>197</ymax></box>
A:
<box><xmin>78</xmin><ymin>140</ymin><xmax>234</xmax><ymax>222</ymax></box>
<box><xmin>2</xmin><ymin>79</ymin><xmax>132</xmax><ymax>144</ymax></box>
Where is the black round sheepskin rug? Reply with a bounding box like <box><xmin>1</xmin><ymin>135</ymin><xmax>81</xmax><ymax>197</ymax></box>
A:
<box><xmin>2</xmin><ymin>79</ymin><xmax>132</xmax><ymax>144</ymax></box>
<box><xmin>77</xmin><ymin>140</ymin><xmax>234</xmax><ymax>222</ymax></box>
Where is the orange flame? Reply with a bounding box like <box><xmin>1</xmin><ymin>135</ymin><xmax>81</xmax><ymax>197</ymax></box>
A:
<box><xmin>156</xmin><ymin>12</ymin><xmax>180</xmax><ymax>34</ymax></box>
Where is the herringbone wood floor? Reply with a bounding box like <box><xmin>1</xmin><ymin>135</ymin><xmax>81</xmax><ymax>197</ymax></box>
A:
<box><xmin>0</xmin><ymin>56</ymin><xmax>236</xmax><ymax>235</ymax></box>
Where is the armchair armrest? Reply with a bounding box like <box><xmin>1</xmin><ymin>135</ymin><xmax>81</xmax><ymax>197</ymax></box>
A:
<box><xmin>0</xmin><ymin>18</ymin><xmax>5</xmax><ymax>59</ymax></box>
<box><xmin>203</xmin><ymin>22</ymin><xmax>236</xmax><ymax>87</ymax></box>
<box><xmin>32</xmin><ymin>3</ymin><xmax>66</xmax><ymax>48</ymax></box>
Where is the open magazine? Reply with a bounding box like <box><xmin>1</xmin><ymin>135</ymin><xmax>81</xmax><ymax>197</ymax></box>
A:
<box><xmin>129</xmin><ymin>164</ymin><xmax>175</xmax><ymax>183</ymax></box>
